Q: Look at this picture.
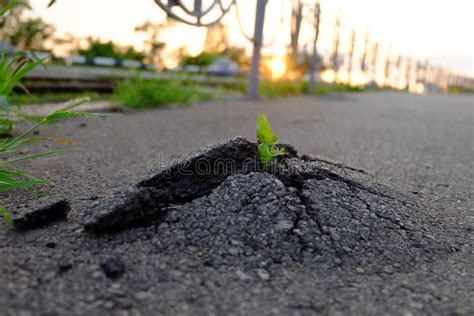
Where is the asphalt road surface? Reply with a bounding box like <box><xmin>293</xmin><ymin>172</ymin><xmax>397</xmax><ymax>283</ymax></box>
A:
<box><xmin>1</xmin><ymin>92</ymin><xmax>473</xmax><ymax>315</ymax></box>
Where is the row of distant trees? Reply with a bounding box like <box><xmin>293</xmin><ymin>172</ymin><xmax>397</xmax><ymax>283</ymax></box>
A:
<box><xmin>77</xmin><ymin>40</ymin><xmax>145</xmax><ymax>62</ymax></box>
<box><xmin>136</xmin><ymin>19</ymin><xmax>249</xmax><ymax>71</ymax></box>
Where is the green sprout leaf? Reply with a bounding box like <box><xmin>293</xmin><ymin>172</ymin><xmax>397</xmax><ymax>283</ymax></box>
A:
<box><xmin>256</xmin><ymin>113</ymin><xmax>278</xmax><ymax>144</ymax></box>
<box><xmin>256</xmin><ymin>113</ymin><xmax>284</xmax><ymax>167</ymax></box>
<box><xmin>0</xmin><ymin>206</ymin><xmax>13</xmax><ymax>225</ymax></box>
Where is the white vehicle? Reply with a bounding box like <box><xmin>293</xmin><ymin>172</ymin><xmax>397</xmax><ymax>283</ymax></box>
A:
<box><xmin>184</xmin><ymin>65</ymin><xmax>201</xmax><ymax>73</ymax></box>
<box><xmin>93</xmin><ymin>56</ymin><xmax>116</xmax><ymax>67</ymax></box>
<box><xmin>207</xmin><ymin>58</ymin><xmax>239</xmax><ymax>76</ymax></box>
<box><xmin>0</xmin><ymin>43</ymin><xmax>16</xmax><ymax>55</ymax></box>
<box><xmin>64</xmin><ymin>55</ymin><xmax>87</xmax><ymax>65</ymax></box>
<box><xmin>121</xmin><ymin>59</ymin><xmax>142</xmax><ymax>69</ymax></box>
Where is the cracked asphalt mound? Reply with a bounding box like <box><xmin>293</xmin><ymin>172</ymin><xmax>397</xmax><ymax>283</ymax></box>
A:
<box><xmin>85</xmin><ymin>137</ymin><xmax>454</xmax><ymax>273</ymax></box>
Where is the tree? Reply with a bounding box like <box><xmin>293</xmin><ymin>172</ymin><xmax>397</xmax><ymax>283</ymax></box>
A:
<box><xmin>122</xmin><ymin>47</ymin><xmax>146</xmax><ymax>61</ymax></box>
<box><xmin>0</xmin><ymin>0</ymin><xmax>30</xmax><ymax>31</ymax></box>
<box><xmin>78</xmin><ymin>39</ymin><xmax>117</xmax><ymax>59</ymax></box>
<box><xmin>292</xmin><ymin>45</ymin><xmax>325</xmax><ymax>77</ymax></box>
<box><xmin>8</xmin><ymin>17</ymin><xmax>54</xmax><ymax>51</ymax></box>
<box><xmin>135</xmin><ymin>19</ymin><xmax>175</xmax><ymax>67</ymax></box>
<box><xmin>0</xmin><ymin>0</ymin><xmax>54</xmax><ymax>51</ymax></box>
<box><xmin>204</xmin><ymin>21</ymin><xmax>228</xmax><ymax>54</ymax></box>
<box><xmin>290</xmin><ymin>0</ymin><xmax>303</xmax><ymax>65</ymax></box>
<box><xmin>222</xmin><ymin>46</ymin><xmax>249</xmax><ymax>69</ymax></box>
<box><xmin>78</xmin><ymin>38</ymin><xmax>145</xmax><ymax>61</ymax></box>
<box><xmin>50</xmin><ymin>32</ymin><xmax>86</xmax><ymax>57</ymax></box>
<box><xmin>180</xmin><ymin>46</ymin><xmax>249</xmax><ymax>70</ymax></box>
<box><xmin>181</xmin><ymin>52</ymin><xmax>219</xmax><ymax>67</ymax></box>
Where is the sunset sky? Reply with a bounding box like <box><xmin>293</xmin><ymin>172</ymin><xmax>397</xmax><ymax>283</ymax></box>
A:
<box><xmin>28</xmin><ymin>0</ymin><xmax>473</xmax><ymax>76</ymax></box>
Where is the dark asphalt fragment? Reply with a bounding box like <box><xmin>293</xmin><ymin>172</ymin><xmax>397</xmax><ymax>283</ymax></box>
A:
<box><xmin>84</xmin><ymin>136</ymin><xmax>259</xmax><ymax>232</ymax></box>
<box><xmin>12</xmin><ymin>199</ymin><xmax>70</xmax><ymax>230</ymax></box>
<box><xmin>84</xmin><ymin>186</ymin><xmax>166</xmax><ymax>232</ymax></box>
<box><xmin>137</xmin><ymin>136</ymin><xmax>259</xmax><ymax>189</ymax></box>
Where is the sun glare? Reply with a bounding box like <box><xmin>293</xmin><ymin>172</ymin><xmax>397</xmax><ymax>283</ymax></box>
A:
<box><xmin>268</xmin><ymin>58</ymin><xmax>287</xmax><ymax>80</ymax></box>
<box><xmin>320</xmin><ymin>69</ymin><xmax>336</xmax><ymax>83</ymax></box>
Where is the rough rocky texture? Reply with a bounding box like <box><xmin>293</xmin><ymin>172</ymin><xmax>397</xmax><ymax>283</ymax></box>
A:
<box><xmin>12</xmin><ymin>199</ymin><xmax>70</xmax><ymax>230</ymax></box>
<box><xmin>84</xmin><ymin>136</ymin><xmax>259</xmax><ymax>232</ymax></box>
<box><xmin>155</xmin><ymin>171</ymin><xmax>454</xmax><ymax>274</ymax></box>
<box><xmin>1</xmin><ymin>93</ymin><xmax>471</xmax><ymax>315</ymax></box>
<box><xmin>269</xmin><ymin>156</ymin><xmax>393</xmax><ymax>199</ymax></box>
<box><xmin>300</xmin><ymin>178</ymin><xmax>451</xmax><ymax>273</ymax></box>
<box><xmin>158</xmin><ymin>173</ymin><xmax>317</xmax><ymax>268</ymax></box>
<box><xmin>83</xmin><ymin>137</ymin><xmax>455</xmax><ymax>273</ymax></box>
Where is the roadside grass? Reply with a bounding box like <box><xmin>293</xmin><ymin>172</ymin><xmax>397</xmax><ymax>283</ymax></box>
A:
<box><xmin>113</xmin><ymin>77</ymin><xmax>368</xmax><ymax>107</ymax></box>
<box><xmin>10</xmin><ymin>92</ymin><xmax>107</xmax><ymax>106</ymax></box>
<box><xmin>256</xmin><ymin>80</ymin><xmax>367</xmax><ymax>98</ymax></box>
<box><xmin>312</xmin><ymin>82</ymin><xmax>367</xmax><ymax>95</ymax></box>
<box><xmin>447</xmin><ymin>86</ymin><xmax>474</xmax><ymax>95</ymax></box>
<box><xmin>0</xmin><ymin>97</ymin><xmax>94</xmax><ymax>224</ymax></box>
<box><xmin>114</xmin><ymin>79</ymin><xmax>213</xmax><ymax>109</ymax></box>
<box><xmin>0</xmin><ymin>1</ymin><xmax>100</xmax><ymax>225</ymax></box>
<box><xmin>259</xmin><ymin>80</ymin><xmax>307</xmax><ymax>98</ymax></box>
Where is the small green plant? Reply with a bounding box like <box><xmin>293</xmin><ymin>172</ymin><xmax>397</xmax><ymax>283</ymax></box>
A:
<box><xmin>256</xmin><ymin>113</ymin><xmax>285</xmax><ymax>167</ymax></box>
<box><xmin>1</xmin><ymin>0</ymin><xmax>45</xmax><ymax>133</ymax></box>
<box><xmin>0</xmin><ymin>52</ymin><xmax>44</xmax><ymax>132</ymax></box>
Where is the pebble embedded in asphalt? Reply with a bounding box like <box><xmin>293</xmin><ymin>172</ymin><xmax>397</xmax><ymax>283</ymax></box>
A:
<box><xmin>100</xmin><ymin>257</ymin><xmax>126</xmax><ymax>279</ymax></box>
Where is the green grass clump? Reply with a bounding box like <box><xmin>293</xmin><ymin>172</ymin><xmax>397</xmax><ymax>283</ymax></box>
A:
<box><xmin>447</xmin><ymin>86</ymin><xmax>474</xmax><ymax>95</ymax></box>
<box><xmin>256</xmin><ymin>113</ymin><xmax>285</xmax><ymax>167</ymax></box>
<box><xmin>259</xmin><ymin>80</ymin><xmax>307</xmax><ymax>98</ymax></box>
<box><xmin>255</xmin><ymin>80</ymin><xmax>366</xmax><ymax>99</ymax></box>
<box><xmin>0</xmin><ymin>52</ymin><xmax>43</xmax><ymax>133</ymax></box>
<box><xmin>114</xmin><ymin>79</ymin><xmax>212</xmax><ymax>109</ymax></box>
<box><xmin>312</xmin><ymin>82</ymin><xmax>366</xmax><ymax>95</ymax></box>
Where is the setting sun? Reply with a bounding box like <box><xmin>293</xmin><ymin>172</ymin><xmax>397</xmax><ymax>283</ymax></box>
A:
<box><xmin>268</xmin><ymin>58</ymin><xmax>287</xmax><ymax>80</ymax></box>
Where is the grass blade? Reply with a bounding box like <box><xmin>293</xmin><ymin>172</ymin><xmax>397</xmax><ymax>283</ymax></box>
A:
<box><xmin>1</xmin><ymin>149</ymin><xmax>68</xmax><ymax>165</ymax></box>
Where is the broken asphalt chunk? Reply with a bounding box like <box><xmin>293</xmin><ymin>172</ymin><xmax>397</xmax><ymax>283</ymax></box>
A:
<box><xmin>13</xmin><ymin>199</ymin><xmax>70</xmax><ymax>230</ymax></box>
<box><xmin>84</xmin><ymin>136</ymin><xmax>259</xmax><ymax>232</ymax></box>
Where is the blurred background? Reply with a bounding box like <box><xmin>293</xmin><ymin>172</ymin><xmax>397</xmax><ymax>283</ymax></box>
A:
<box><xmin>1</xmin><ymin>0</ymin><xmax>473</xmax><ymax>103</ymax></box>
